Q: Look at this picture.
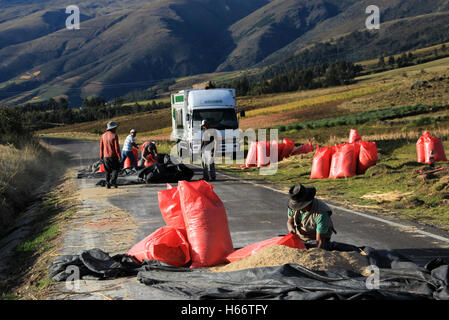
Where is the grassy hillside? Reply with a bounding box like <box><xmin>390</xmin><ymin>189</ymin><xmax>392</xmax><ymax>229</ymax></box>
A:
<box><xmin>262</xmin><ymin>0</ymin><xmax>449</xmax><ymax>65</ymax></box>
<box><xmin>216</xmin><ymin>0</ymin><xmax>355</xmax><ymax>71</ymax></box>
<box><xmin>2</xmin><ymin>0</ymin><xmax>449</xmax><ymax>106</ymax></box>
<box><xmin>0</xmin><ymin>0</ymin><xmax>266</xmax><ymax>105</ymax></box>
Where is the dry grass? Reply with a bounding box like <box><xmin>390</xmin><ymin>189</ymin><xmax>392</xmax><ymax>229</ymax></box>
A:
<box><xmin>0</xmin><ymin>141</ymin><xmax>51</xmax><ymax>231</ymax></box>
<box><xmin>245</xmin><ymin>85</ymin><xmax>395</xmax><ymax>118</ymax></box>
<box><xmin>363</xmin><ymin>127</ymin><xmax>449</xmax><ymax>142</ymax></box>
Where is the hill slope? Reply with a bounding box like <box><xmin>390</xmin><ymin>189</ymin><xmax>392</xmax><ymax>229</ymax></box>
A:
<box><xmin>2</xmin><ymin>0</ymin><xmax>449</xmax><ymax>106</ymax></box>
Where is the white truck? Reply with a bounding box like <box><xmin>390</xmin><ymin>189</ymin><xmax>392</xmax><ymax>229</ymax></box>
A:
<box><xmin>170</xmin><ymin>88</ymin><xmax>240</xmax><ymax>161</ymax></box>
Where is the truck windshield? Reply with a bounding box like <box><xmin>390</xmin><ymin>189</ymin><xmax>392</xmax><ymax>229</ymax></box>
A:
<box><xmin>192</xmin><ymin>109</ymin><xmax>238</xmax><ymax>130</ymax></box>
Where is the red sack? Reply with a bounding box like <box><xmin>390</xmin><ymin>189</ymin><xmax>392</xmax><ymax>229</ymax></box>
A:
<box><xmin>158</xmin><ymin>184</ymin><xmax>186</xmax><ymax>231</ymax></box>
<box><xmin>124</xmin><ymin>147</ymin><xmax>139</xmax><ymax>169</ymax></box>
<box><xmin>271</xmin><ymin>140</ymin><xmax>280</xmax><ymax>162</ymax></box>
<box><xmin>416</xmin><ymin>131</ymin><xmax>430</xmax><ymax>163</ymax></box>
<box><xmin>292</xmin><ymin>142</ymin><xmax>315</xmax><ymax>156</ymax></box>
<box><xmin>424</xmin><ymin>135</ymin><xmax>448</xmax><ymax>163</ymax></box>
<box><xmin>225</xmin><ymin>234</ymin><xmax>306</xmax><ymax>263</ymax></box>
<box><xmin>281</xmin><ymin>138</ymin><xmax>295</xmax><ymax>159</ymax></box>
<box><xmin>96</xmin><ymin>164</ymin><xmax>105</xmax><ymax>173</ymax></box>
<box><xmin>310</xmin><ymin>146</ymin><xmax>333</xmax><ymax>179</ymax></box>
<box><xmin>277</xmin><ymin>142</ymin><xmax>285</xmax><ymax>161</ymax></box>
<box><xmin>126</xmin><ymin>226</ymin><xmax>190</xmax><ymax>267</ymax></box>
<box><xmin>358</xmin><ymin>141</ymin><xmax>378</xmax><ymax>174</ymax></box>
<box><xmin>144</xmin><ymin>154</ymin><xmax>157</xmax><ymax>167</ymax></box>
<box><xmin>178</xmin><ymin>180</ymin><xmax>234</xmax><ymax>268</ymax></box>
<box><xmin>257</xmin><ymin>141</ymin><xmax>271</xmax><ymax>167</ymax></box>
<box><xmin>245</xmin><ymin>141</ymin><xmax>258</xmax><ymax>168</ymax></box>
<box><xmin>329</xmin><ymin>143</ymin><xmax>357</xmax><ymax>179</ymax></box>
<box><xmin>349</xmin><ymin>129</ymin><xmax>362</xmax><ymax>143</ymax></box>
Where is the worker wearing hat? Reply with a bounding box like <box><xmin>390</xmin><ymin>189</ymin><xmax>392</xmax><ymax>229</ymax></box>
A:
<box><xmin>120</xmin><ymin>129</ymin><xmax>139</xmax><ymax>171</ymax></box>
<box><xmin>201</xmin><ymin>119</ymin><xmax>217</xmax><ymax>181</ymax></box>
<box><xmin>100</xmin><ymin>122</ymin><xmax>121</xmax><ymax>188</ymax></box>
<box><xmin>287</xmin><ymin>184</ymin><xmax>336</xmax><ymax>250</ymax></box>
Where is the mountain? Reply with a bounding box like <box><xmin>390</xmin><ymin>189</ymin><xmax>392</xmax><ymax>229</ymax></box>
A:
<box><xmin>1</xmin><ymin>0</ymin><xmax>449</xmax><ymax>106</ymax></box>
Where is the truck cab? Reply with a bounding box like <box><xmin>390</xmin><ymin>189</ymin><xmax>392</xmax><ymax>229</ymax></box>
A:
<box><xmin>171</xmin><ymin>88</ymin><xmax>240</xmax><ymax>161</ymax></box>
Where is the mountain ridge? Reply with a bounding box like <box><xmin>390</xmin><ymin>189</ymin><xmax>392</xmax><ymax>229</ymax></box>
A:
<box><xmin>1</xmin><ymin>0</ymin><xmax>449</xmax><ymax>106</ymax></box>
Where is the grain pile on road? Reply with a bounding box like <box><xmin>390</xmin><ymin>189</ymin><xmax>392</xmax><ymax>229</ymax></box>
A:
<box><xmin>209</xmin><ymin>245</ymin><xmax>370</xmax><ymax>275</ymax></box>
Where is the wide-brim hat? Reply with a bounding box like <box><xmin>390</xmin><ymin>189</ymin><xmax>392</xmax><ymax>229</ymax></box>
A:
<box><xmin>288</xmin><ymin>184</ymin><xmax>316</xmax><ymax>211</ymax></box>
<box><xmin>106</xmin><ymin>121</ymin><xmax>118</xmax><ymax>131</ymax></box>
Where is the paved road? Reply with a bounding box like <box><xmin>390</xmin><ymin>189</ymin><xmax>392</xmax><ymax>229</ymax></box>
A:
<box><xmin>43</xmin><ymin>137</ymin><xmax>449</xmax><ymax>299</ymax></box>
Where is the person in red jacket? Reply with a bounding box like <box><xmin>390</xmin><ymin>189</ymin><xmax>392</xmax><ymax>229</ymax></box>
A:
<box><xmin>100</xmin><ymin>122</ymin><xmax>121</xmax><ymax>188</ymax></box>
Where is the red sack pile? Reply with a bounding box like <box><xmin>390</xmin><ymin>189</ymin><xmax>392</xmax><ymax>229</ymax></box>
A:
<box><xmin>225</xmin><ymin>233</ymin><xmax>306</xmax><ymax>263</ymax></box>
<box><xmin>311</xmin><ymin>129</ymin><xmax>378</xmax><ymax>179</ymax></box>
<box><xmin>291</xmin><ymin>142</ymin><xmax>315</xmax><ymax>156</ymax></box>
<box><xmin>243</xmin><ymin>138</ymin><xmax>297</xmax><ymax>168</ymax></box>
<box><xmin>126</xmin><ymin>226</ymin><xmax>190</xmax><ymax>267</ymax></box>
<box><xmin>416</xmin><ymin>131</ymin><xmax>447</xmax><ymax>164</ymax></box>
<box><xmin>131</xmin><ymin>181</ymin><xmax>307</xmax><ymax>268</ymax></box>
<box><xmin>132</xmin><ymin>180</ymin><xmax>234</xmax><ymax>268</ymax></box>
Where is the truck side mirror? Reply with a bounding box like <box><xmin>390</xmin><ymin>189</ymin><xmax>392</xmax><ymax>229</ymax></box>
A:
<box><xmin>239</xmin><ymin>110</ymin><xmax>246</xmax><ymax>118</ymax></box>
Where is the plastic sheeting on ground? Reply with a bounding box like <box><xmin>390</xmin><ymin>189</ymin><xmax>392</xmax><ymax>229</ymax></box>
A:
<box><xmin>49</xmin><ymin>244</ymin><xmax>449</xmax><ymax>300</ymax></box>
<box><xmin>417</xmin><ymin>131</ymin><xmax>448</xmax><ymax>164</ymax></box>
<box><xmin>137</xmin><ymin>163</ymin><xmax>194</xmax><ymax>184</ymax></box>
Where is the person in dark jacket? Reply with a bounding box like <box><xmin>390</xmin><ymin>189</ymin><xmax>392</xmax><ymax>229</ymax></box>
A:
<box><xmin>100</xmin><ymin>122</ymin><xmax>121</xmax><ymax>188</ymax></box>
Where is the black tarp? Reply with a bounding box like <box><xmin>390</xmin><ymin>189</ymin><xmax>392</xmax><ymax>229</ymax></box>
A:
<box><xmin>78</xmin><ymin>156</ymin><xmax>194</xmax><ymax>184</ymax></box>
<box><xmin>49</xmin><ymin>245</ymin><xmax>449</xmax><ymax>300</ymax></box>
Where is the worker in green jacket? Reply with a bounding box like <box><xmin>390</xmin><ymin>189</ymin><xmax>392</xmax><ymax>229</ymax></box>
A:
<box><xmin>286</xmin><ymin>184</ymin><xmax>336</xmax><ymax>250</ymax></box>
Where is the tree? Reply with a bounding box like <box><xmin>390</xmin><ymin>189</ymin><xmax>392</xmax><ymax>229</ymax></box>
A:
<box><xmin>388</xmin><ymin>56</ymin><xmax>395</xmax><ymax>66</ymax></box>
<box><xmin>377</xmin><ymin>56</ymin><xmax>386</xmax><ymax>68</ymax></box>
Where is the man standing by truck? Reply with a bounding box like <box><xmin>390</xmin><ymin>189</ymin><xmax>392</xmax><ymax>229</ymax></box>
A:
<box><xmin>100</xmin><ymin>122</ymin><xmax>121</xmax><ymax>189</ymax></box>
<box><xmin>201</xmin><ymin>120</ymin><xmax>217</xmax><ymax>181</ymax></box>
